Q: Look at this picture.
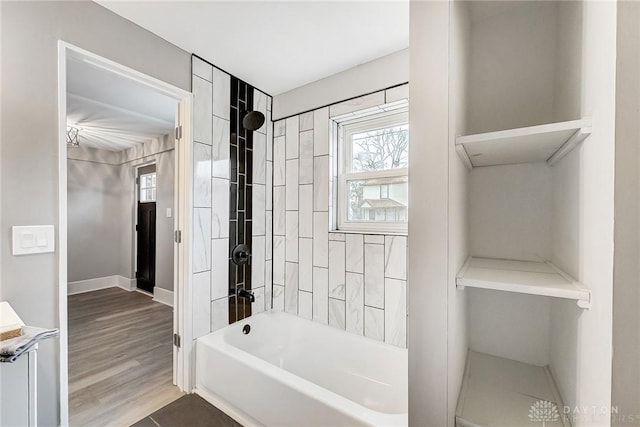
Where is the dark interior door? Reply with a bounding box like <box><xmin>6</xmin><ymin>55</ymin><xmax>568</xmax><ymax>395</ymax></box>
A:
<box><xmin>137</xmin><ymin>202</ymin><xmax>156</xmax><ymax>293</ymax></box>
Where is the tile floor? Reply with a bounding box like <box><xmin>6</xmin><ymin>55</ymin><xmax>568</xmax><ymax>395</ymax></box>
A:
<box><xmin>131</xmin><ymin>395</ymin><xmax>242</xmax><ymax>427</ymax></box>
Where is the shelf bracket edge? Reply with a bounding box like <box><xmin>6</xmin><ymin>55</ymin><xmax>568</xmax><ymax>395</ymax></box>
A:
<box><xmin>547</xmin><ymin>123</ymin><xmax>592</xmax><ymax>166</ymax></box>
<box><xmin>455</xmin><ymin>144</ymin><xmax>473</xmax><ymax>170</ymax></box>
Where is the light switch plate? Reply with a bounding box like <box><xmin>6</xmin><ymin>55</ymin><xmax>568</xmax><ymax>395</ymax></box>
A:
<box><xmin>12</xmin><ymin>225</ymin><xmax>55</xmax><ymax>256</ymax></box>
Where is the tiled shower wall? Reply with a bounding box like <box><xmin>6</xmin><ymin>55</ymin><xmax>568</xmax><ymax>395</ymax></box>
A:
<box><xmin>191</xmin><ymin>56</ymin><xmax>272</xmax><ymax>340</ymax></box>
<box><xmin>272</xmin><ymin>85</ymin><xmax>409</xmax><ymax>348</ymax></box>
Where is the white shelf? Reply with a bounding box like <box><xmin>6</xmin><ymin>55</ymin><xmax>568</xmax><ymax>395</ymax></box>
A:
<box><xmin>456</xmin><ymin>119</ymin><xmax>591</xmax><ymax>168</ymax></box>
<box><xmin>456</xmin><ymin>257</ymin><xmax>591</xmax><ymax>309</ymax></box>
<box><xmin>456</xmin><ymin>351</ymin><xmax>568</xmax><ymax>427</ymax></box>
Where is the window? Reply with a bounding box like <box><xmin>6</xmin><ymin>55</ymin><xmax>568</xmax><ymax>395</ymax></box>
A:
<box><xmin>338</xmin><ymin>110</ymin><xmax>408</xmax><ymax>233</ymax></box>
<box><xmin>139</xmin><ymin>172</ymin><xmax>157</xmax><ymax>202</ymax></box>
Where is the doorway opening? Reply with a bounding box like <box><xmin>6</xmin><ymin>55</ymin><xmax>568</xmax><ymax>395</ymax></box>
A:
<box><xmin>136</xmin><ymin>163</ymin><xmax>158</xmax><ymax>294</ymax></box>
<box><xmin>58</xmin><ymin>42</ymin><xmax>193</xmax><ymax>426</ymax></box>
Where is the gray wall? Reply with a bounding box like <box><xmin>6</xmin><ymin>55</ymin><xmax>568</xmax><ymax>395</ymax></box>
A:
<box><xmin>67</xmin><ymin>137</ymin><xmax>175</xmax><ymax>291</ymax></box>
<box><xmin>0</xmin><ymin>1</ymin><xmax>190</xmax><ymax>424</ymax></box>
<box><xmin>67</xmin><ymin>159</ymin><xmax>122</xmax><ymax>282</ymax></box>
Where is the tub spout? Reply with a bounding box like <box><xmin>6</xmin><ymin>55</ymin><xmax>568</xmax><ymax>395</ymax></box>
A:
<box><xmin>238</xmin><ymin>288</ymin><xmax>255</xmax><ymax>303</ymax></box>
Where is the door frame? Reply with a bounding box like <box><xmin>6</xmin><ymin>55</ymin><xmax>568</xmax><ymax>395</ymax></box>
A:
<box><xmin>57</xmin><ymin>41</ymin><xmax>194</xmax><ymax>425</ymax></box>
<box><xmin>133</xmin><ymin>160</ymin><xmax>157</xmax><ymax>294</ymax></box>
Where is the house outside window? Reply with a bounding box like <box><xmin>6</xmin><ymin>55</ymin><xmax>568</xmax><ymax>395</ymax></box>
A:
<box><xmin>337</xmin><ymin>110</ymin><xmax>408</xmax><ymax>233</ymax></box>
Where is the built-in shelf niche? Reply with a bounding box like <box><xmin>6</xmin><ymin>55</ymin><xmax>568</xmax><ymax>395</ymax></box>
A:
<box><xmin>456</xmin><ymin>257</ymin><xmax>591</xmax><ymax>309</ymax></box>
<box><xmin>450</xmin><ymin>1</ymin><xmax>595</xmax><ymax>425</ymax></box>
<box><xmin>456</xmin><ymin>351</ymin><xmax>569</xmax><ymax>427</ymax></box>
<box><xmin>456</xmin><ymin>119</ymin><xmax>592</xmax><ymax>169</ymax></box>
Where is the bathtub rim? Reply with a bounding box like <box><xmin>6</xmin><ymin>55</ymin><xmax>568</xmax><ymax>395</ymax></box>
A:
<box><xmin>196</xmin><ymin>310</ymin><xmax>408</xmax><ymax>426</ymax></box>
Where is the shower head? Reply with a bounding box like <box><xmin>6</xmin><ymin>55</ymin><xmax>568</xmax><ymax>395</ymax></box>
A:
<box><xmin>242</xmin><ymin>111</ymin><xmax>266</xmax><ymax>131</ymax></box>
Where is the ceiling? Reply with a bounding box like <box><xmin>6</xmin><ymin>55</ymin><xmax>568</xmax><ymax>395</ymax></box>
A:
<box><xmin>67</xmin><ymin>54</ymin><xmax>177</xmax><ymax>151</ymax></box>
<box><xmin>95</xmin><ymin>0</ymin><xmax>410</xmax><ymax>95</ymax></box>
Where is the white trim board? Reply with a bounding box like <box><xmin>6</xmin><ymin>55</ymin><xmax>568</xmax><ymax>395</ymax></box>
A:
<box><xmin>67</xmin><ymin>275</ymin><xmax>136</xmax><ymax>295</ymax></box>
<box><xmin>153</xmin><ymin>287</ymin><xmax>174</xmax><ymax>307</ymax></box>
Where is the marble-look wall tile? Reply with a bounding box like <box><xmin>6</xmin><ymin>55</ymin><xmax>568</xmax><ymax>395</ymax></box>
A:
<box><xmin>328</xmin><ymin>240</ymin><xmax>346</xmax><ymax>300</ymax></box>
<box><xmin>285</xmin><ymin>116</ymin><xmax>299</xmax><ymax>159</ymax></box>
<box><xmin>212</xmin><ymin>68</ymin><xmax>230</xmax><ymax>120</ymax></box>
<box><xmin>329</xmin><ymin>92</ymin><xmax>385</xmax><ymax>117</ymax></box>
<box><xmin>285</xmin><ymin>211</ymin><xmax>299</xmax><ymax>262</ymax></box>
<box><xmin>285</xmin><ymin>262</ymin><xmax>299</xmax><ymax>314</ymax></box>
<box><xmin>274</xmin><ymin>120</ymin><xmax>286</xmax><ymax>137</ymax></box>
<box><xmin>364</xmin><ymin>243</ymin><xmax>384</xmax><ymax>308</ymax></box>
<box><xmin>273</xmin><ymin>236</ymin><xmax>285</xmax><ymax>285</ymax></box>
<box><xmin>328</xmin><ymin>298</ymin><xmax>346</xmax><ymax>330</ymax></box>
<box><xmin>252</xmin><ymin>287</ymin><xmax>265</xmax><ymax>313</ymax></box>
<box><xmin>299</xmin><ymin>291</ymin><xmax>313</xmax><ymax>320</ymax></box>
<box><xmin>384</xmin><ymin>236</ymin><xmax>407</xmax><ymax>280</ymax></box>
<box><xmin>265</xmin><ymin>261</ymin><xmax>272</xmax><ymax>308</ymax></box>
<box><xmin>299</xmin><ymin>130</ymin><xmax>314</xmax><ymax>185</ymax></box>
<box><xmin>252</xmin><ymin>184</ymin><xmax>266</xmax><ymax>236</ymax></box>
<box><xmin>346</xmin><ymin>272</ymin><xmax>364</xmax><ymax>335</ymax></box>
<box><xmin>285</xmin><ymin>159</ymin><xmax>299</xmax><ymax>210</ymax></box>
<box><xmin>211</xmin><ymin>297</ymin><xmax>229</xmax><ymax>332</ymax></box>
<box><xmin>212</xmin><ymin>116</ymin><xmax>230</xmax><ymax>179</ymax></box>
<box><xmin>273</xmin><ymin>186</ymin><xmax>285</xmax><ymax>236</ymax></box>
<box><xmin>385</xmin><ymin>84</ymin><xmax>409</xmax><ymax>103</ymax></box>
<box><xmin>298</xmin><ymin>238</ymin><xmax>313</xmax><ymax>292</ymax></box>
<box><xmin>265</xmin><ymin>211</ymin><xmax>273</xmax><ymax>259</ymax></box>
<box><xmin>192</xmin><ymin>57</ymin><xmax>213</xmax><ymax>81</ymax></box>
<box><xmin>313</xmin><ymin>155</ymin><xmax>329</xmax><ymax>211</ymax></box>
<box><xmin>313</xmin><ymin>212</ymin><xmax>329</xmax><ymax>268</ymax></box>
<box><xmin>312</xmin><ymin>267</ymin><xmax>329</xmax><ymax>324</ymax></box>
<box><xmin>299</xmin><ymin>111</ymin><xmax>314</xmax><ymax>131</ymax></box>
<box><xmin>252</xmin><ymin>236</ymin><xmax>266</xmax><ymax>288</ymax></box>
<box><xmin>384</xmin><ymin>278</ymin><xmax>406</xmax><ymax>347</ymax></box>
<box><xmin>265</xmin><ymin>162</ymin><xmax>273</xmax><ymax>211</ymax></box>
<box><xmin>212</xmin><ymin>178</ymin><xmax>229</xmax><ymax>238</ymax></box>
<box><xmin>211</xmin><ymin>238</ymin><xmax>229</xmax><ymax>300</ymax></box>
<box><xmin>193</xmin><ymin>208</ymin><xmax>211</xmax><ymax>273</ymax></box>
<box><xmin>273</xmin><ymin>136</ymin><xmax>286</xmax><ymax>186</ymax></box>
<box><xmin>364</xmin><ymin>235</ymin><xmax>385</xmax><ymax>244</ymax></box>
<box><xmin>345</xmin><ymin>234</ymin><xmax>364</xmax><ymax>273</ymax></box>
<box><xmin>192</xmin><ymin>75</ymin><xmax>212</xmax><ymax>145</ymax></box>
<box><xmin>299</xmin><ymin>185</ymin><xmax>313</xmax><ymax>238</ymax></box>
<box><xmin>364</xmin><ymin>306</ymin><xmax>384</xmax><ymax>341</ymax></box>
<box><xmin>266</xmin><ymin>125</ymin><xmax>273</xmax><ymax>162</ymax></box>
<box><xmin>193</xmin><ymin>143</ymin><xmax>212</xmax><ymax>208</ymax></box>
<box><xmin>253</xmin><ymin>132</ymin><xmax>266</xmax><ymax>185</ymax></box>
<box><xmin>193</xmin><ymin>271</ymin><xmax>211</xmax><ymax>338</ymax></box>
<box><xmin>313</xmin><ymin>107</ymin><xmax>329</xmax><ymax>156</ymax></box>
<box><xmin>273</xmin><ymin>285</ymin><xmax>285</xmax><ymax>311</ymax></box>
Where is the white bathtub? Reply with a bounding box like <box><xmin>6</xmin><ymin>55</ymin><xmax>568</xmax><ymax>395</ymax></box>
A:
<box><xmin>195</xmin><ymin>310</ymin><xmax>408</xmax><ymax>427</ymax></box>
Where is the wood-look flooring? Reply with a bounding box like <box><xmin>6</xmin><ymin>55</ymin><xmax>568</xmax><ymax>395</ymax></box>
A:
<box><xmin>68</xmin><ymin>288</ymin><xmax>183</xmax><ymax>427</ymax></box>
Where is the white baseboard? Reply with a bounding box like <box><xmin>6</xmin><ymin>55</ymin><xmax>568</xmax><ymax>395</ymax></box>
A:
<box><xmin>153</xmin><ymin>287</ymin><xmax>174</xmax><ymax>307</ymax></box>
<box><xmin>68</xmin><ymin>275</ymin><xmax>135</xmax><ymax>295</ymax></box>
<box><xmin>117</xmin><ymin>275</ymin><xmax>136</xmax><ymax>291</ymax></box>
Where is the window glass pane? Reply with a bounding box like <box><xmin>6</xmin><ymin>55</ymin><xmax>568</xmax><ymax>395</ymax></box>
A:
<box><xmin>351</xmin><ymin>125</ymin><xmax>409</xmax><ymax>172</ymax></box>
<box><xmin>346</xmin><ymin>176</ymin><xmax>408</xmax><ymax>222</ymax></box>
<box><xmin>139</xmin><ymin>173</ymin><xmax>157</xmax><ymax>202</ymax></box>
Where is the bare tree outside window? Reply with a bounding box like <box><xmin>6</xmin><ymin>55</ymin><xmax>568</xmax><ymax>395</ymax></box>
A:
<box><xmin>351</xmin><ymin>125</ymin><xmax>409</xmax><ymax>172</ymax></box>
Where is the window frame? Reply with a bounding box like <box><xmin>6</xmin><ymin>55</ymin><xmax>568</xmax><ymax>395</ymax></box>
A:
<box><xmin>337</xmin><ymin>110</ymin><xmax>408</xmax><ymax>234</ymax></box>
